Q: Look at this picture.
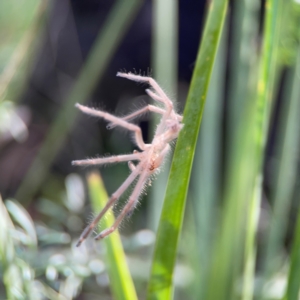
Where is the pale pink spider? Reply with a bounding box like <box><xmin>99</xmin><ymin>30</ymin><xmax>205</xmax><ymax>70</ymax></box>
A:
<box><xmin>73</xmin><ymin>72</ymin><xmax>183</xmax><ymax>247</ymax></box>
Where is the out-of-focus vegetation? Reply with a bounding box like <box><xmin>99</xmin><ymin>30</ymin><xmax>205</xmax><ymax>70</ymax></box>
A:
<box><xmin>1</xmin><ymin>0</ymin><xmax>300</xmax><ymax>299</ymax></box>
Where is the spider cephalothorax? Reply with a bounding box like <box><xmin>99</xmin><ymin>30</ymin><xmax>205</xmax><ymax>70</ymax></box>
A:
<box><xmin>72</xmin><ymin>72</ymin><xmax>183</xmax><ymax>246</ymax></box>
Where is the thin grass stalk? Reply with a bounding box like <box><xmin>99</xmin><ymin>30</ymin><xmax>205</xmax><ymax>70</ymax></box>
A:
<box><xmin>248</xmin><ymin>0</ymin><xmax>284</xmax><ymax>289</ymax></box>
<box><xmin>15</xmin><ymin>0</ymin><xmax>142</xmax><ymax>205</ymax></box>
<box><xmin>0</xmin><ymin>196</ymin><xmax>32</xmax><ymax>300</ymax></box>
<box><xmin>226</xmin><ymin>0</ymin><xmax>260</xmax><ymax>166</ymax></box>
<box><xmin>204</xmin><ymin>89</ymin><xmax>258</xmax><ymax>300</ymax></box>
<box><xmin>204</xmin><ymin>0</ymin><xmax>283</xmax><ymax>297</ymax></box>
<box><xmin>264</xmin><ymin>44</ymin><xmax>300</xmax><ymax>278</ymax></box>
<box><xmin>149</xmin><ymin>0</ymin><xmax>178</xmax><ymax>231</ymax></box>
<box><xmin>147</xmin><ymin>1</ymin><xmax>228</xmax><ymax>299</ymax></box>
<box><xmin>0</xmin><ymin>0</ymin><xmax>47</xmax><ymax>101</ymax></box>
<box><xmin>86</xmin><ymin>172</ymin><xmax>137</xmax><ymax>300</ymax></box>
<box><xmin>283</xmin><ymin>204</ymin><xmax>300</xmax><ymax>300</ymax></box>
<box><xmin>238</xmin><ymin>1</ymin><xmax>283</xmax><ymax>299</ymax></box>
<box><xmin>191</xmin><ymin>16</ymin><xmax>226</xmax><ymax>298</ymax></box>
<box><xmin>242</xmin><ymin>176</ymin><xmax>261</xmax><ymax>300</ymax></box>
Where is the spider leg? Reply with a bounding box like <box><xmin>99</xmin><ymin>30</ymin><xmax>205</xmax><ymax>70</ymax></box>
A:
<box><xmin>95</xmin><ymin>169</ymin><xmax>149</xmax><ymax>240</ymax></box>
<box><xmin>128</xmin><ymin>161</ymin><xmax>136</xmax><ymax>171</ymax></box>
<box><xmin>76</xmin><ymin>103</ymin><xmax>147</xmax><ymax>150</ymax></box>
<box><xmin>76</xmin><ymin>164</ymin><xmax>142</xmax><ymax>247</ymax></box>
<box><xmin>72</xmin><ymin>152</ymin><xmax>141</xmax><ymax>166</ymax></box>
<box><xmin>145</xmin><ymin>89</ymin><xmax>165</xmax><ymax>105</ymax></box>
<box><xmin>107</xmin><ymin>104</ymin><xmax>165</xmax><ymax>129</ymax></box>
<box><xmin>117</xmin><ymin>72</ymin><xmax>174</xmax><ymax>113</ymax></box>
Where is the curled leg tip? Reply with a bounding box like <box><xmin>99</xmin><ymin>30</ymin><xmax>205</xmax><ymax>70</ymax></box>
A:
<box><xmin>94</xmin><ymin>234</ymin><xmax>104</xmax><ymax>241</ymax></box>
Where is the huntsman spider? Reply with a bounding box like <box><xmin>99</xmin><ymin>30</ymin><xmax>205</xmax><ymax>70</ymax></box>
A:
<box><xmin>72</xmin><ymin>72</ymin><xmax>183</xmax><ymax>247</ymax></box>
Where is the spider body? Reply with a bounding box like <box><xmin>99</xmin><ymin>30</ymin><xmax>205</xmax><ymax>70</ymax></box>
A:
<box><xmin>73</xmin><ymin>72</ymin><xmax>183</xmax><ymax>246</ymax></box>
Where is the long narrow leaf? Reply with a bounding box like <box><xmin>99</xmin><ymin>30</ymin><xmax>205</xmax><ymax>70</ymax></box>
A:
<box><xmin>269</xmin><ymin>40</ymin><xmax>300</xmax><ymax>300</ymax></box>
<box><xmin>149</xmin><ymin>0</ymin><xmax>178</xmax><ymax>231</ymax></box>
<box><xmin>191</xmin><ymin>17</ymin><xmax>225</xmax><ymax>298</ymax></box>
<box><xmin>284</xmin><ymin>207</ymin><xmax>300</xmax><ymax>300</ymax></box>
<box><xmin>147</xmin><ymin>1</ymin><xmax>228</xmax><ymax>299</ymax></box>
<box><xmin>87</xmin><ymin>172</ymin><xmax>138</xmax><ymax>300</ymax></box>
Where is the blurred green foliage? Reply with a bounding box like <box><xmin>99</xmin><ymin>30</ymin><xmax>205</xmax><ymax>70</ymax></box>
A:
<box><xmin>1</xmin><ymin>0</ymin><xmax>300</xmax><ymax>299</ymax></box>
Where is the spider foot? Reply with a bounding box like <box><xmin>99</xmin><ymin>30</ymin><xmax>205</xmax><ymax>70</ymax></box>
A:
<box><xmin>95</xmin><ymin>227</ymin><xmax>115</xmax><ymax>240</ymax></box>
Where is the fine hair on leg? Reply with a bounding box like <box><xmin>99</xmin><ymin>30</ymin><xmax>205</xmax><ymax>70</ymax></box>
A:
<box><xmin>76</xmin><ymin>164</ymin><xmax>142</xmax><ymax>247</ymax></box>
<box><xmin>72</xmin><ymin>152</ymin><xmax>142</xmax><ymax>167</ymax></box>
<box><xmin>76</xmin><ymin>103</ymin><xmax>147</xmax><ymax>150</ymax></box>
<box><xmin>94</xmin><ymin>169</ymin><xmax>148</xmax><ymax>240</ymax></box>
<box><xmin>107</xmin><ymin>105</ymin><xmax>165</xmax><ymax>130</ymax></box>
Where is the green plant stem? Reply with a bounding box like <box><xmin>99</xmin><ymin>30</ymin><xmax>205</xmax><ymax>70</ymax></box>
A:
<box><xmin>281</xmin><ymin>45</ymin><xmax>300</xmax><ymax>300</ymax></box>
<box><xmin>149</xmin><ymin>0</ymin><xmax>178</xmax><ymax>231</ymax></box>
<box><xmin>87</xmin><ymin>172</ymin><xmax>137</xmax><ymax>300</ymax></box>
<box><xmin>0</xmin><ymin>1</ymin><xmax>47</xmax><ymax>101</ymax></box>
<box><xmin>250</xmin><ymin>0</ymin><xmax>283</xmax><ymax>286</ymax></box>
<box><xmin>265</xmin><ymin>44</ymin><xmax>300</xmax><ymax>277</ymax></box>
<box><xmin>284</xmin><ymin>206</ymin><xmax>300</xmax><ymax>300</ymax></box>
<box><xmin>191</xmin><ymin>16</ymin><xmax>225</xmax><ymax>298</ymax></box>
<box><xmin>242</xmin><ymin>176</ymin><xmax>261</xmax><ymax>300</ymax></box>
<box><xmin>226</xmin><ymin>0</ymin><xmax>260</xmax><ymax>166</ymax></box>
<box><xmin>15</xmin><ymin>0</ymin><xmax>142</xmax><ymax>205</ymax></box>
<box><xmin>146</xmin><ymin>1</ymin><xmax>228</xmax><ymax>299</ymax></box>
<box><xmin>238</xmin><ymin>0</ymin><xmax>283</xmax><ymax>298</ymax></box>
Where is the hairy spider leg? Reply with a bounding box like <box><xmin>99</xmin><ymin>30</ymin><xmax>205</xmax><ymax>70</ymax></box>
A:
<box><xmin>117</xmin><ymin>72</ymin><xmax>177</xmax><ymax>138</ymax></box>
<box><xmin>128</xmin><ymin>161</ymin><xmax>136</xmax><ymax>171</ymax></box>
<box><xmin>146</xmin><ymin>89</ymin><xmax>183</xmax><ymax>122</ymax></box>
<box><xmin>117</xmin><ymin>72</ymin><xmax>173</xmax><ymax>112</ymax></box>
<box><xmin>95</xmin><ymin>168</ymin><xmax>148</xmax><ymax>240</ymax></box>
<box><xmin>107</xmin><ymin>105</ymin><xmax>165</xmax><ymax>129</ymax></box>
<box><xmin>72</xmin><ymin>152</ymin><xmax>142</xmax><ymax>166</ymax></box>
<box><xmin>75</xmin><ymin>103</ymin><xmax>147</xmax><ymax>150</ymax></box>
<box><xmin>145</xmin><ymin>89</ymin><xmax>166</xmax><ymax>106</ymax></box>
<box><xmin>76</xmin><ymin>164</ymin><xmax>143</xmax><ymax>247</ymax></box>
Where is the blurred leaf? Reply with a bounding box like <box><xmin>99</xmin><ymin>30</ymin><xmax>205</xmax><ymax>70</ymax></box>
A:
<box><xmin>0</xmin><ymin>101</ymin><xmax>29</xmax><ymax>142</ymax></box>
<box><xmin>278</xmin><ymin>1</ymin><xmax>300</xmax><ymax>66</ymax></box>
<box><xmin>191</xmin><ymin>18</ymin><xmax>225</xmax><ymax>298</ymax></box>
<box><xmin>0</xmin><ymin>195</ymin><xmax>15</xmax><ymax>263</ymax></box>
<box><xmin>36</xmin><ymin>198</ymin><xmax>68</xmax><ymax>223</ymax></box>
<box><xmin>87</xmin><ymin>171</ymin><xmax>138</xmax><ymax>300</ymax></box>
<box><xmin>6</xmin><ymin>200</ymin><xmax>37</xmax><ymax>247</ymax></box>
<box><xmin>284</xmin><ymin>208</ymin><xmax>300</xmax><ymax>300</ymax></box>
<box><xmin>38</xmin><ymin>231</ymin><xmax>71</xmax><ymax>246</ymax></box>
<box><xmin>0</xmin><ymin>0</ymin><xmax>47</xmax><ymax>101</ymax></box>
<box><xmin>149</xmin><ymin>0</ymin><xmax>178</xmax><ymax>231</ymax></box>
<box><xmin>64</xmin><ymin>173</ymin><xmax>85</xmax><ymax>213</ymax></box>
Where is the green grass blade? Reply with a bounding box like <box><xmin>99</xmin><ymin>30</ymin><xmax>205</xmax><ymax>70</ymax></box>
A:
<box><xmin>0</xmin><ymin>196</ymin><xmax>29</xmax><ymax>299</ymax></box>
<box><xmin>149</xmin><ymin>0</ymin><xmax>178</xmax><ymax>231</ymax></box>
<box><xmin>264</xmin><ymin>44</ymin><xmax>300</xmax><ymax>277</ymax></box>
<box><xmin>146</xmin><ymin>1</ymin><xmax>228</xmax><ymax>299</ymax></box>
<box><xmin>191</xmin><ymin>17</ymin><xmax>226</xmax><ymax>298</ymax></box>
<box><xmin>255</xmin><ymin>0</ymin><xmax>283</xmax><ymax>152</ymax></box>
<box><xmin>284</xmin><ymin>208</ymin><xmax>300</xmax><ymax>300</ymax></box>
<box><xmin>203</xmin><ymin>0</ymin><xmax>283</xmax><ymax>297</ymax></box>
<box><xmin>239</xmin><ymin>0</ymin><xmax>283</xmax><ymax>297</ymax></box>
<box><xmin>226</xmin><ymin>0</ymin><xmax>260</xmax><ymax>164</ymax></box>
<box><xmin>0</xmin><ymin>0</ymin><xmax>47</xmax><ymax>101</ymax></box>
<box><xmin>86</xmin><ymin>172</ymin><xmax>138</xmax><ymax>300</ymax></box>
<box><xmin>282</xmin><ymin>42</ymin><xmax>300</xmax><ymax>300</ymax></box>
<box><xmin>15</xmin><ymin>0</ymin><xmax>142</xmax><ymax>205</ymax></box>
<box><xmin>242</xmin><ymin>177</ymin><xmax>261</xmax><ymax>300</ymax></box>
